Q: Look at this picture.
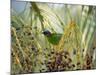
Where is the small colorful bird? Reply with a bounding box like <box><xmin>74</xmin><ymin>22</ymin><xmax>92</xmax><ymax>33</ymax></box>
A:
<box><xmin>42</xmin><ymin>30</ymin><xmax>62</xmax><ymax>45</ymax></box>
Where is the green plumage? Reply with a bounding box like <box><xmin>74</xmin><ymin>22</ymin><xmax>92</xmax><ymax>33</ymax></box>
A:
<box><xmin>42</xmin><ymin>30</ymin><xmax>62</xmax><ymax>45</ymax></box>
<box><xmin>46</xmin><ymin>34</ymin><xmax>62</xmax><ymax>45</ymax></box>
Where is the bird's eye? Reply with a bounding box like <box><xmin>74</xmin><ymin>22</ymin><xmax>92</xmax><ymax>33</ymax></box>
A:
<box><xmin>43</xmin><ymin>31</ymin><xmax>47</xmax><ymax>35</ymax></box>
<box><xmin>43</xmin><ymin>30</ymin><xmax>50</xmax><ymax>35</ymax></box>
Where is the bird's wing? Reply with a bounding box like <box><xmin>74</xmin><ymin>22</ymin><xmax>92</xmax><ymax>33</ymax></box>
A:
<box><xmin>48</xmin><ymin>34</ymin><xmax>62</xmax><ymax>45</ymax></box>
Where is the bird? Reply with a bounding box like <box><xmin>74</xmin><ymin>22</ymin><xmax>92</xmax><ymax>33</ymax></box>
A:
<box><xmin>42</xmin><ymin>30</ymin><xmax>62</xmax><ymax>45</ymax></box>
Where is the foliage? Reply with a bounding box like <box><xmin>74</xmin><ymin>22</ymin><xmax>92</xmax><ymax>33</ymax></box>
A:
<box><xmin>11</xmin><ymin>2</ymin><xmax>96</xmax><ymax>74</ymax></box>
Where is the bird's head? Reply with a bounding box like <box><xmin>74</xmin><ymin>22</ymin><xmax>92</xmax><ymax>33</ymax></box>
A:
<box><xmin>42</xmin><ymin>30</ymin><xmax>51</xmax><ymax>37</ymax></box>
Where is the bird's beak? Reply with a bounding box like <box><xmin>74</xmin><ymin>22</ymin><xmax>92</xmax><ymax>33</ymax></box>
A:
<box><xmin>42</xmin><ymin>31</ymin><xmax>44</xmax><ymax>34</ymax></box>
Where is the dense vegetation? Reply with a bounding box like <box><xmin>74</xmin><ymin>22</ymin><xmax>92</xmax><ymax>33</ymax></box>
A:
<box><xmin>11</xmin><ymin>1</ymin><xmax>96</xmax><ymax>74</ymax></box>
